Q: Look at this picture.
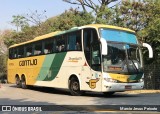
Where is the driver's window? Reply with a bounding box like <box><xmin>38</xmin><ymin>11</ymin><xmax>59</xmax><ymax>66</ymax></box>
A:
<box><xmin>83</xmin><ymin>28</ymin><xmax>98</xmax><ymax>66</ymax></box>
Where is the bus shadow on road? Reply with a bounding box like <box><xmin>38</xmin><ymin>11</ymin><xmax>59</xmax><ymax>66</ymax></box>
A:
<box><xmin>10</xmin><ymin>85</ymin><xmax>140</xmax><ymax>98</ymax></box>
<box><xmin>84</xmin><ymin>91</ymin><xmax>140</xmax><ymax>98</ymax></box>
<box><xmin>10</xmin><ymin>85</ymin><xmax>71</xmax><ymax>95</ymax></box>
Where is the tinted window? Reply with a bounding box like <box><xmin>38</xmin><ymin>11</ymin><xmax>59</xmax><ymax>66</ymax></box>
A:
<box><xmin>56</xmin><ymin>35</ymin><xmax>66</xmax><ymax>52</ymax></box>
<box><xmin>13</xmin><ymin>48</ymin><xmax>17</xmax><ymax>59</ymax></box>
<box><xmin>34</xmin><ymin>42</ymin><xmax>42</xmax><ymax>55</ymax></box>
<box><xmin>17</xmin><ymin>46</ymin><xmax>24</xmax><ymax>58</ymax></box>
<box><xmin>44</xmin><ymin>39</ymin><xmax>53</xmax><ymax>54</ymax></box>
<box><xmin>9</xmin><ymin>48</ymin><xmax>14</xmax><ymax>59</ymax></box>
<box><xmin>25</xmin><ymin>45</ymin><xmax>33</xmax><ymax>57</ymax></box>
<box><xmin>83</xmin><ymin>28</ymin><xmax>98</xmax><ymax>66</ymax></box>
<box><xmin>68</xmin><ymin>30</ymin><xmax>82</xmax><ymax>51</ymax></box>
<box><xmin>91</xmin><ymin>44</ymin><xmax>101</xmax><ymax>71</ymax></box>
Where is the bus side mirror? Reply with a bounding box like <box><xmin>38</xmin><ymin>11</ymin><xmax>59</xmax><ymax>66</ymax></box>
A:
<box><xmin>100</xmin><ymin>38</ymin><xmax>107</xmax><ymax>55</ymax></box>
<box><xmin>142</xmin><ymin>43</ymin><xmax>153</xmax><ymax>58</ymax></box>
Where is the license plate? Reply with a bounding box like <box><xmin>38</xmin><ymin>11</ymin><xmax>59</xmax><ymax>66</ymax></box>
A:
<box><xmin>125</xmin><ymin>85</ymin><xmax>132</xmax><ymax>90</ymax></box>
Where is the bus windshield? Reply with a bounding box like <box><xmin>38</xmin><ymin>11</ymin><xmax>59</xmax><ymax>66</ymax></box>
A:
<box><xmin>100</xmin><ymin>28</ymin><xmax>137</xmax><ymax>44</ymax></box>
<box><xmin>102</xmin><ymin>42</ymin><xmax>143</xmax><ymax>74</ymax></box>
<box><xmin>99</xmin><ymin>29</ymin><xmax>143</xmax><ymax>74</ymax></box>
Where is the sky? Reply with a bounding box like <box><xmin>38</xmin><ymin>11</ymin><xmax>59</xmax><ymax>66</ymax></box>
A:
<box><xmin>0</xmin><ymin>0</ymin><xmax>77</xmax><ymax>30</ymax></box>
<box><xmin>0</xmin><ymin>0</ymin><xmax>120</xmax><ymax>31</ymax></box>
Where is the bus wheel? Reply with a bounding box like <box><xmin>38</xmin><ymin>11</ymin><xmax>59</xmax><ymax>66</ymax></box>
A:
<box><xmin>15</xmin><ymin>76</ymin><xmax>21</xmax><ymax>88</ymax></box>
<box><xmin>69</xmin><ymin>77</ymin><xmax>82</xmax><ymax>96</ymax></box>
<box><xmin>21</xmin><ymin>76</ymin><xmax>27</xmax><ymax>89</ymax></box>
<box><xmin>103</xmin><ymin>92</ymin><xmax>115</xmax><ymax>96</ymax></box>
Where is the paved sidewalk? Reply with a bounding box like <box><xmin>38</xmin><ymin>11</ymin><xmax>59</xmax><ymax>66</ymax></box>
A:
<box><xmin>124</xmin><ymin>90</ymin><xmax>160</xmax><ymax>94</ymax></box>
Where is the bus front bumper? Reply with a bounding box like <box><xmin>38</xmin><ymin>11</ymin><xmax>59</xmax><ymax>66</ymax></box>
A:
<box><xmin>102</xmin><ymin>82</ymin><xmax>144</xmax><ymax>92</ymax></box>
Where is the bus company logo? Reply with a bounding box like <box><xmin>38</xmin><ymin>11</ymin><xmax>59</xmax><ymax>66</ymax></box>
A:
<box><xmin>86</xmin><ymin>79</ymin><xmax>99</xmax><ymax>89</ymax></box>
<box><xmin>19</xmin><ymin>59</ymin><xmax>37</xmax><ymax>66</ymax></box>
<box><xmin>68</xmin><ymin>57</ymin><xmax>82</xmax><ymax>62</ymax></box>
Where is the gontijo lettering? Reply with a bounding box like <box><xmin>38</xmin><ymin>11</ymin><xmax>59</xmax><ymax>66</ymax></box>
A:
<box><xmin>19</xmin><ymin>59</ymin><xmax>37</xmax><ymax>66</ymax></box>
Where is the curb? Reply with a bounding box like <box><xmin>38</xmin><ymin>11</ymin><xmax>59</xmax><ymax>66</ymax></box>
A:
<box><xmin>124</xmin><ymin>90</ymin><xmax>160</xmax><ymax>94</ymax></box>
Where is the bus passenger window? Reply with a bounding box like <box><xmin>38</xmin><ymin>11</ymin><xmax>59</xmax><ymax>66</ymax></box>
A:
<box><xmin>34</xmin><ymin>43</ymin><xmax>42</xmax><ymax>55</ymax></box>
<box><xmin>61</xmin><ymin>44</ymin><xmax>65</xmax><ymax>51</ymax></box>
<box><xmin>68</xmin><ymin>30</ymin><xmax>81</xmax><ymax>51</ymax></box>
<box><xmin>9</xmin><ymin>48</ymin><xmax>16</xmax><ymax>59</ymax></box>
<box><xmin>17</xmin><ymin>47</ymin><xmax>24</xmax><ymax>58</ymax></box>
<box><xmin>53</xmin><ymin>39</ymin><xmax>56</xmax><ymax>52</ymax></box>
<box><xmin>76</xmin><ymin>42</ymin><xmax>81</xmax><ymax>50</ymax></box>
<box><xmin>13</xmin><ymin>48</ymin><xmax>18</xmax><ymax>59</ymax></box>
<box><xmin>44</xmin><ymin>41</ymin><xmax>53</xmax><ymax>54</ymax></box>
<box><xmin>9</xmin><ymin>49</ymin><xmax>12</xmax><ymax>59</ymax></box>
<box><xmin>56</xmin><ymin>35</ymin><xmax>66</xmax><ymax>52</ymax></box>
<box><xmin>10</xmin><ymin>48</ymin><xmax>17</xmax><ymax>59</ymax></box>
<box><xmin>26</xmin><ymin>46</ymin><xmax>33</xmax><ymax>57</ymax></box>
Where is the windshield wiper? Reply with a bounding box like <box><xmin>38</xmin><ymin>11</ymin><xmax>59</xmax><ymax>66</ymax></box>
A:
<box><xmin>127</xmin><ymin>50</ymin><xmax>139</xmax><ymax>74</ymax></box>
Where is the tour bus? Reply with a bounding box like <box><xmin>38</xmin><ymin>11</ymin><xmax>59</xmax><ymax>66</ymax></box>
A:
<box><xmin>7</xmin><ymin>24</ymin><xmax>153</xmax><ymax>96</ymax></box>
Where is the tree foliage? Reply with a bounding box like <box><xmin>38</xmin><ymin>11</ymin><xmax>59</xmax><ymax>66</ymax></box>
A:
<box><xmin>63</xmin><ymin>0</ymin><xmax>118</xmax><ymax>12</ymax></box>
<box><xmin>44</xmin><ymin>8</ymin><xmax>94</xmax><ymax>31</ymax></box>
<box><xmin>3</xmin><ymin>9</ymin><xmax>94</xmax><ymax>47</ymax></box>
<box><xmin>112</xmin><ymin>0</ymin><xmax>160</xmax><ymax>64</ymax></box>
<box><xmin>11</xmin><ymin>15</ymin><xmax>29</xmax><ymax>31</ymax></box>
<box><xmin>11</xmin><ymin>10</ymin><xmax>47</xmax><ymax>32</ymax></box>
<box><xmin>63</xmin><ymin>0</ymin><xmax>119</xmax><ymax>23</ymax></box>
<box><xmin>113</xmin><ymin>0</ymin><xmax>155</xmax><ymax>32</ymax></box>
<box><xmin>0</xmin><ymin>31</ymin><xmax>8</xmax><ymax>75</ymax></box>
<box><xmin>138</xmin><ymin>0</ymin><xmax>160</xmax><ymax>64</ymax></box>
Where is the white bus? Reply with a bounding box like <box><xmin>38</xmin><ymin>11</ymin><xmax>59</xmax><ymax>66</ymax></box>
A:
<box><xmin>8</xmin><ymin>24</ymin><xmax>153</xmax><ymax>95</ymax></box>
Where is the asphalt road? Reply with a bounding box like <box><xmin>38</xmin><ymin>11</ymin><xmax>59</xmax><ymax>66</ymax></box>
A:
<box><xmin>0</xmin><ymin>84</ymin><xmax>160</xmax><ymax>113</ymax></box>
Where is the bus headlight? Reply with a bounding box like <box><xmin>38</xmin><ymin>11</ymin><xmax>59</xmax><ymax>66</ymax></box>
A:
<box><xmin>139</xmin><ymin>78</ymin><xmax>144</xmax><ymax>82</ymax></box>
<box><xmin>104</xmin><ymin>78</ymin><xmax>118</xmax><ymax>83</ymax></box>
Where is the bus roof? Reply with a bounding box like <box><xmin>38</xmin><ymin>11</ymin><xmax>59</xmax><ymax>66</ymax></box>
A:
<box><xmin>9</xmin><ymin>24</ymin><xmax>135</xmax><ymax>48</ymax></box>
<box><xmin>83</xmin><ymin>24</ymin><xmax>135</xmax><ymax>33</ymax></box>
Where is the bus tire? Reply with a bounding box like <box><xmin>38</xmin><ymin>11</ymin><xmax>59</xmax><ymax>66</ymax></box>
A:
<box><xmin>15</xmin><ymin>76</ymin><xmax>21</xmax><ymax>88</ymax></box>
<box><xmin>21</xmin><ymin>76</ymin><xmax>27</xmax><ymax>89</ymax></box>
<box><xmin>69</xmin><ymin>77</ymin><xmax>82</xmax><ymax>96</ymax></box>
<box><xmin>103</xmin><ymin>92</ymin><xmax>115</xmax><ymax>96</ymax></box>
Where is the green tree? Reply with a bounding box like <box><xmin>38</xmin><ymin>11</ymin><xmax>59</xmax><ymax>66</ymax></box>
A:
<box><xmin>1</xmin><ymin>30</ymin><xmax>15</xmax><ymax>47</ymax></box>
<box><xmin>0</xmin><ymin>31</ymin><xmax>8</xmax><ymax>76</ymax></box>
<box><xmin>11</xmin><ymin>15</ymin><xmax>29</xmax><ymax>31</ymax></box>
<box><xmin>24</xmin><ymin>10</ymin><xmax>47</xmax><ymax>27</ymax></box>
<box><xmin>113</xmin><ymin>0</ymin><xmax>160</xmax><ymax>64</ymax></box>
<box><xmin>0</xmin><ymin>54</ymin><xmax>7</xmax><ymax>74</ymax></box>
<box><xmin>7</xmin><ymin>9</ymin><xmax>94</xmax><ymax>48</ymax></box>
<box><xmin>11</xmin><ymin>10</ymin><xmax>47</xmax><ymax>32</ymax></box>
<box><xmin>42</xmin><ymin>9</ymin><xmax>94</xmax><ymax>31</ymax></box>
<box><xmin>63</xmin><ymin>0</ymin><xmax>119</xmax><ymax>23</ymax></box>
<box><xmin>138</xmin><ymin>1</ymin><xmax>160</xmax><ymax>64</ymax></box>
<box><xmin>111</xmin><ymin>0</ymin><xmax>149</xmax><ymax>32</ymax></box>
